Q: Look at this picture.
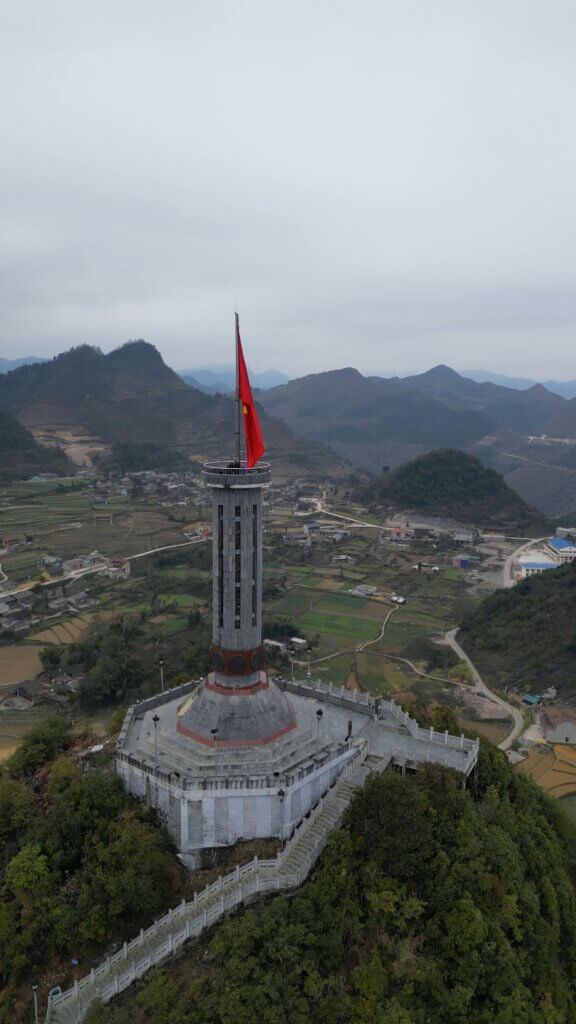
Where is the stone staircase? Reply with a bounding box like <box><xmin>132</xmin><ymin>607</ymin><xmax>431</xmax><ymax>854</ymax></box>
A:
<box><xmin>47</xmin><ymin>745</ymin><xmax>385</xmax><ymax>1024</ymax></box>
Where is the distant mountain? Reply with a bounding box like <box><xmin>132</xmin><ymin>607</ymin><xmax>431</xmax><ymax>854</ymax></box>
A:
<box><xmin>260</xmin><ymin>364</ymin><xmax>576</xmax><ymax>515</ymax></box>
<box><xmin>0</xmin><ymin>408</ymin><xmax>70</xmax><ymax>480</ymax></box>
<box><xmin>180</xmin><ymin>375</ymin><xmax>215</xmax><ymax>395</ymax></box>
<box><xmin>402</xmin><ymin>365</ymin><xmax>566</xmax><ymax>434</ymax></box>
<box><xmin>259</xmin><ymin>368</ymin><xmax>493</xmax><ymax>472</ymax></box>
<box><xmin>355</xmin><ymin>449</ymin><xmax>547</xmax><ymax>529</ymax></box>
<box><xmin>0</xmin><ymin>355</ymin><xmax>45</xmax><ymax>373</ymax></box>
<box><xmin>459</xmin><ymin>560</ymin><xmax>576</xmax><ymax>695</ymax></box>
<box><xmin>463</xmin><ymin>368</ymin><xmax>576</xmax><ymax>400</ymax></box>
<box><xmin>177</xmin><ymin>366</ymin><xmax>290</xmax><ymax>393</ymax></box>
<box><xmin>0</xmin><ymin>342</ymin><xmax>347</xmax><ymax>479</ymax></box>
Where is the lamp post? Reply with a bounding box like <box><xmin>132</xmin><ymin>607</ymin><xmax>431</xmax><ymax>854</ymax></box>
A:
<box><xmin>316</xmin><ymin>707</ymin><xmax>323</xmax><ymax>753</ymax></box>
<box><xmin>152</xmin><ymin>714</ymin><xmax>160</xmax><ymax>769</ymax></box>
<box><xmin>210</xmin><ymin>727</ymin><xmax>218</xmax><ymax>774</ymax></box>
<box><xmin>31</xmin><ymin>983</ymin><xmax>39</xmax><ymax>1024</ymax></box>
<box><xmin>159</xmin><ymin>659</ymin><xmax>165</xmax><ymax>694</ymax></box>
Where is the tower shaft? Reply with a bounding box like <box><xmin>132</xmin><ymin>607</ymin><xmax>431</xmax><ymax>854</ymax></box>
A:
<box><xmin>176</xmin><ymin>460</ymin><xmax>297</xmax><ymax>747</ymax></box>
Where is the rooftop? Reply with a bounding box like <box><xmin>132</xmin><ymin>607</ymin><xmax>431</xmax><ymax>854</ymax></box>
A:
<box><xmin>541</xmin><ymin>706</ymin><xmax>576</xmax><ymax>730</ymax></box>
<box><xmin>548</xmin><ymin>537</ymin><xmax>576</xmax><ymax>551</ymax></box>
<box><xmin>520</xmin><ymin>561</ymin><xmax>557</xmax><ymax>570</ymax></box>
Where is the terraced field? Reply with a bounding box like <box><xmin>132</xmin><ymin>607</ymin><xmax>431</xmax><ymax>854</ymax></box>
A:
<box><xmin>29</xmin><ymin>611</ymin><xmax>114</xmax><ymax>647</ymax></box>
<box><xmin>517</xmin><ymin>746</ymin><xmax>576</xmax><ymax>799</ymax></box>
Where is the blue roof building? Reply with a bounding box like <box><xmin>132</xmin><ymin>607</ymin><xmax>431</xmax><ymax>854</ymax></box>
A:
<box><xmin>546</xmin><ymin>537</ymin><xmax>576</xmax><ymax>563</ymax></box>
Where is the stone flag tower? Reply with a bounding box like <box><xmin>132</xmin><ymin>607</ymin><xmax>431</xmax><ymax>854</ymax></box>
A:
<box><xmin>115</xmin><ymin>319</ymin><xmax>363</xmax><ymax>863</ymax></box>
<box><xmin>176</xmin><ymin>460</ymin><xmax>297</xmax><ymax>748</ymax></box>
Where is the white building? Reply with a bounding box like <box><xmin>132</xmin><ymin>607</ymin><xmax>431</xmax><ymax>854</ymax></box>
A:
<box><xmin>545</xmin><ymin>537</ymin><xmax>576</xmax><ymax>563</ymax></box>
<box><xmin>540</xmin><ymin>707</ymin><xmax>576</xmax><ymax>745</ymax></box>
<box><xmin>514</xmin><ymin>559</ymin><xmax>557</xmax><ymax>579</ymax></box>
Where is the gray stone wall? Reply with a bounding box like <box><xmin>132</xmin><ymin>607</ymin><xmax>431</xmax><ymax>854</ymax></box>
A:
<box><xmin>117</xmin><ymin>745</ymin><xmax>358</xmax><ymax>856</ymax></box>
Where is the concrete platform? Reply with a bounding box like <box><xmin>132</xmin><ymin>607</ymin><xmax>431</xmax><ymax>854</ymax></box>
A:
<box><xmin>116</xmin><ymin>677</ymin><xmax>478</xmax><ymax>866</ymax></box>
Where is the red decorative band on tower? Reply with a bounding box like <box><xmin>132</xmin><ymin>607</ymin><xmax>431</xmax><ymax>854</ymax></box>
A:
<box><xmin>209</xmin><ymin>644</ymin><xmax>266</xmax><ymax>677</ymax></box>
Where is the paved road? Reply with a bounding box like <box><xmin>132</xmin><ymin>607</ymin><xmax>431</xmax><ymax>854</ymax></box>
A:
<box><xmin>310</xmin><ymin>497</ymin><xmax>380</xmax><ymax>530</ymax></box>
<box><xmin>441</xmin><ymin>628</ymin><xmax>524</xmax><ymax>751</ymax></box>
<box><xmin>502</xmin><ymin>537</ymin><xmax>547</xmax><ymax>588</ymax></box>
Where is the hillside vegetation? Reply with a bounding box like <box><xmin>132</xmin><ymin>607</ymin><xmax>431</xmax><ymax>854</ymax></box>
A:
<box><xmin>459</xmin><ymin>559</ymin><xmax>576</xmax><ymax>695</ymax></box>
<box><xmin>0</xmin><ymin>342</ymin><xmax>348</xmax><ymax>479</ymax></box>
<box><xmin>356</xmin><ymin>448</ymin><xmax>548</xmax><ymax>528</ymax></box>
<box><xmin>0</xmin><ymin>718</ymin><xmax>183</xmax><ymax>1024</ymax></box>
<box><xmin>85</xmin><ymin>745</ymin><xmax>576</xmax><ymax>1024</ymax></box>
<box><xmin>260</xmin><ymin>368</ymin><xmax>493</xmax><ymax>462</ymax></box>
<box><xmin>0</xmin><ymin>409</ymin><xmax>69</xmax><ymax>480</ymax></box>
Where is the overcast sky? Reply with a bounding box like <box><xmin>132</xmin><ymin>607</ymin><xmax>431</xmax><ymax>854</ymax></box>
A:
<box><xmin>2</xmin><ymin>1</ymin><xmax>576</xmax><ymax>379</ymax></box>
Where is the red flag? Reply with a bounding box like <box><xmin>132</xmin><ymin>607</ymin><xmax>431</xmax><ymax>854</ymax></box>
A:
<box><xmin>236</xmin><ymin>315</ymin><xmax>265</xmax><ymax>468</ymax></box>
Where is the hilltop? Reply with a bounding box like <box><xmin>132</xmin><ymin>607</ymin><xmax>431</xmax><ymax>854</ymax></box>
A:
<box><xmin>0</xmin><ymin>342</ymin><xmax>348</xmax><ymax>479</ymax></box>
<box><xmin>74</xmin><ymin>749</ymin><xmax>576</xmax><ymax>1024</ymax></box>
<box><xmin>260</xmin><ymin>365</ymin><xmax>576</xmax><ymax>515</ymax></box>
<box><xmin>260</xmin><ymin>367</ymin><xmax>493</xmax><ymax>465</ymax></box>
<box><xmin>459</xmin><ymin>559</ymin><xmax>576</xmax><ymax>695</ymax></box>
<box><xmin>0</xmin><ymin>408</ymin><xmax>69</xmax><ymax>480</ymax></box>
<box><xmin>402</xmin><ymin>363</ymin><xmax>565</xmax><ymax>433</ymax></box>
<box><xmin>355</xmin><ymin>448</ymin><xmax>548</xmax><ymax>529</ymax></box>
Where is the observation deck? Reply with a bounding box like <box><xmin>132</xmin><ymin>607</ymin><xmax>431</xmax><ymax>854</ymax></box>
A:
<box><xmin>203</xmin><ymin>461</ymin><xmax>271</xmax><ymax>488</ymax></box>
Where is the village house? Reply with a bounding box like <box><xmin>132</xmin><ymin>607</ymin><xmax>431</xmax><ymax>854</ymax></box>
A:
<box><xmin>540</xmin><ymin>706</ymin><xmax>576</xmax><ymax>745</ymax></box>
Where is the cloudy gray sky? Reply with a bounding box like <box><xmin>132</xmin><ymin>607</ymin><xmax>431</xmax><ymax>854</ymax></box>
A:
<box><xmin>1</xmin><ymin>0</ymin><xmax>575</xmax><ymax>378</ymax></box>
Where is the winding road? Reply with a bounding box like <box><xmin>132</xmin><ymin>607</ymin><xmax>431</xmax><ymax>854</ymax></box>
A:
<box><xmin>440</xmin><ymin>628</ymin><xmax>524</xmax><ymax>750</ymax></box>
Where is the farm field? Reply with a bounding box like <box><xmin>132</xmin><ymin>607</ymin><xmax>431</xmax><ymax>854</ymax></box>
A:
<box><xmin>29</xmin><ymin>611</ymin><xmax>115</xmax><ymax>647</ymax></box>
<box><xmin>0</xmin><ymin>645</ymin><xmax>44</xmax><ymax>684</ymax></box>
<box><xmin>0</xmin><ymin>483</ymin><xmax>191</xmax><ymax>581</ymax></box>
<box><xmin>298</xmin><ymin>609</ymin><xmax>379</xmax><ymax>642</ymax></box>
<box><xmin>0</xmin><ymin>716</ymin><xmax>43</xmax><ymax>761</ymax></box>
<box><xmin>517</xmin><ymin>746</ymin><xmax>576</xmax><ymax>799</ymax></box>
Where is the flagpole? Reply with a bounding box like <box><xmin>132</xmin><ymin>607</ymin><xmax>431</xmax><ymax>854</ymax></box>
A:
<box><xmin>235</xmin><ymin>313</ymin><xmax>241</xmax><ymax>464</ymax></box>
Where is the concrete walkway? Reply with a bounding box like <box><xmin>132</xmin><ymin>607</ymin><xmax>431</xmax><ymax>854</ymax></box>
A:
<box><xmin>441</xmin><ymin>628</ymin><xmax>524</xmax><ymax>751</ymax></box>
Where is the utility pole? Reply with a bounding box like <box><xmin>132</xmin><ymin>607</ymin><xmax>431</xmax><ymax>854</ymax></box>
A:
<box><xmin>159</xmin><ymin>658</ymin><xmax>165</xmax><ymax>693</ymax></box>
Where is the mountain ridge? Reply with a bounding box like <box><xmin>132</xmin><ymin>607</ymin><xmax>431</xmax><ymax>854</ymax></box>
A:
<box><xmin>0</xmin><ymin>342</ymin><xmax>348</xmax><ymax>479</ymax></box>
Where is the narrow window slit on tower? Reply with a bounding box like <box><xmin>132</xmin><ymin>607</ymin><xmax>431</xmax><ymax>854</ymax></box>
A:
<box><xmin>252</xmin><ymin>504</ymin><xmax>258</xmax><ymax>625</ymax></box>
<box><xmin>217</xmin><ymin>504</ymin><xmax>224</xmax><ymax>628</ymax></box>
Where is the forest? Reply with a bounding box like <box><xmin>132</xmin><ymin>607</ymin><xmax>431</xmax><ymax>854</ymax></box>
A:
<box><xmin>356</xmin><ymin>448</ymin><xmax>548</xmax><ymax>529</ymax></box>
<box><xmin>459</xmin><ymin>559</ymin><xmax>576</xmax><ymax>694</ymax></box>
<box><xmin>0</xmin><ymin>718</ymin><xmax>184</xmax><ymax>1023</ymax></box>
<box><xmin>81</xmin><ymin>743</ymin><xmax>576</xmax><ymax>1024</ymax></box>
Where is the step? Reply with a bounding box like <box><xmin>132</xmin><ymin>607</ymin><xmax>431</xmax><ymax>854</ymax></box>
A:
<box><xmin>48</xmin><ymin>759</ymin><xmax>373</xmax><ymax>1023</ymax></box>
